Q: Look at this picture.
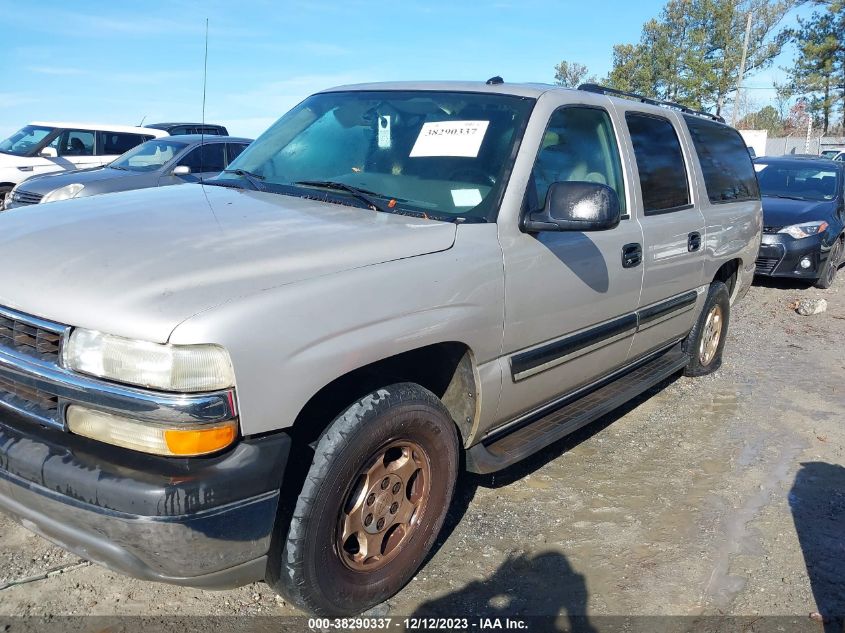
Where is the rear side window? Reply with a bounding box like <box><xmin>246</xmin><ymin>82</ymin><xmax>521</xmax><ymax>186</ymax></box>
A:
<box><xmin>625</xmin><ymin>113</ymin><xmax>690</xmax><ymax>214</ymax></box>
<box><xmin>684</xmin><ymin>115</ymin><xmax>759</xmax><ymax>203</ymax></box>
<box><xmin>179</xmin><ymin>142</ymin><xmax>226</xmax><ymax>172</ymax></box>
<box><xmin>97</xmin><ymin>132</ymin><xmax>148</xmax><ymax>156</ymax></box>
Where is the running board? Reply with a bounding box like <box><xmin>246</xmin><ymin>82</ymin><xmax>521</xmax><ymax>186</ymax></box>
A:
<box><xmin>466</xmin><ymin>345</ymin><xmax>689</xmax><ymax>474</ymax></box>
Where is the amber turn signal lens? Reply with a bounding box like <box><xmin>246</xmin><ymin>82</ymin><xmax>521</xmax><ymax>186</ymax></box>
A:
<box><xmin>164</xmin><ymin>423</ymin><xmax>238</xmax><ymax>456</ymax></box>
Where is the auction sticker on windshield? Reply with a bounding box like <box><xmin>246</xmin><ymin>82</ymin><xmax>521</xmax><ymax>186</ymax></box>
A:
<box><xmin>410</xmin><ymin>121</ymin><xmax>489</xmax><ymax>157</ymax></box>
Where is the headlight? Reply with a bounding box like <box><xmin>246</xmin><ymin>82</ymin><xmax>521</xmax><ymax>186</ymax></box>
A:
<box><xmin>778</xmin><ymin>220</ymin><xmax>828</xmax><ymax>239</ymax></box>
<box><xmin>41</xmin><ymin>183</ymin><xmax>84</xmax><ymax>203</ymax></box>
<box><xmin>63</xmin><ymin>329</ymin><xmax>235</xmax><ymax>392</ymax></box>
<box><xmin>67</xmin><ymin>406</ymin><xmax>237</xmax><ymax>456</ymax></box>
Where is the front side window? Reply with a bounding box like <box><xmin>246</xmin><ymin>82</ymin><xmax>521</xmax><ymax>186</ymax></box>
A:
<box><xmin>219</xmin><ymin>90</ymin><xmax>535</xmax><ymax>221</ymax></box>
<box><xmin>109</xmin><ymin>139</ymin><xmax>189</xmax><ymax>172</ymax></box>
<box><xmin>625</xmin><ymin>113</ymin><xmax>690</xmax><ymax>214</ymax></box>
<box><xmin>97</xmin><ymin>132</ymin><xmax>148</xmax><ymax>156</ymax></box>
<box><xmin>226</xmin><ymin>143</ymin><xmax>248</xmax><ymax>164</ymax></box>
<box><xmin>48</xmin><ymin>129</ymin><xmax>95</xmax><ymax>156</ymax></box>
<box><xmin>755</xmin><ymin>163</ymin><xmax>840</xmax><ymax>201</ymax></box>
<box><xmin>179</xmin><ymin>142</ymin><xmax>226</xmax><ymax>172</ymax></box>
<box><xmin>684</xmin><ymin>115</ymin><xmax>759</xmax><ymax>203</ymax></box>
<box><xmin>0</xmin><ymin>125</ymin><xmax>55</xmax><ymax>156</ymax></box>
<box><xmin>528</xmin><ymin>106</ymin><xmax>626</xmax><ymax>213</ymax></box>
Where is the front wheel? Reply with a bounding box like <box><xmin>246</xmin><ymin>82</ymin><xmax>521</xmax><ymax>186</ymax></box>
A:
<box><xmin>815</xmin><ymin>237</ymin><xmax>843</xmax><ymax>289</ymax></box>
<box><xmin>268</xmin><ymin>382</ymin><xmax>459</xmax><ymax>615</ymax></box>
<box><xmin>683</xmin><ymin>281</ymin><xmax>730</xmax><ymax>377</ymax></box>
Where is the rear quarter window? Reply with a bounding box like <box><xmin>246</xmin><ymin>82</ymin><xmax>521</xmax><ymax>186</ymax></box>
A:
<box><xmin>683</xmin><ymin>115</ymin><xmax>760</xmax><ymax>203</ymax></box>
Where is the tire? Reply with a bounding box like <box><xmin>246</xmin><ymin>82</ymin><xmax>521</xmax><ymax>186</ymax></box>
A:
<box><xmin>268</xmin><ymin>382</ymin><xmax>459</xmax><ymax>615</ymax></box>
<box><xmin>814</xmin><ymin>237</ymin><xmax>843</xmax><ymax>289</ymax></box>
<box><xmin>683</xmin><ymin>281</ymin><xmax>730</xmax><ymax>377</ymax></box>
<box><xmin>0</xmin><ymin>186</ymin><xmax>11</xmax><ymax>207</ymax></box>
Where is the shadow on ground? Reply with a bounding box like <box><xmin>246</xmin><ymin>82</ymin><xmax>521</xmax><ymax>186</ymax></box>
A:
<box><xmin>790</xmin><ymin>462</ymin><xmax>845</xmax><ymax>633</ymax></box>
<box><xmin>410</xmin><ymin>550</ymin><xmax>596</xmax><ymax>633</ymax></box>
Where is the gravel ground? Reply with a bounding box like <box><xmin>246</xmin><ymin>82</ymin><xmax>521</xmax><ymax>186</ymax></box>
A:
<box><xmin>1</xmin><ymin>274</ymin><xmax>843</xmax><ymax>628</ymax></box>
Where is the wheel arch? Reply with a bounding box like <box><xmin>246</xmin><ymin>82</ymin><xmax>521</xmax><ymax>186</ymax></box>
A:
<box><xmin>712</xmin><ymin>258</ymin><xmax>741</xmax><ymax>301</ymax></box>
<box><xmin>288</xmin><ymin>341</ymin><xmax>479</xmax><ymax>450</ymax></box>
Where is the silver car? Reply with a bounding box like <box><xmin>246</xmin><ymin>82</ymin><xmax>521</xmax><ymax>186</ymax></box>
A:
<box><xmin>0</xmin><ymin>81</ymin><xmax>761</xmax><ymax>615</ymax></box>
<box><xmin>3</xmin><ymin>135</ymin><xmax>252</xmax><ymax>209</ymax></box>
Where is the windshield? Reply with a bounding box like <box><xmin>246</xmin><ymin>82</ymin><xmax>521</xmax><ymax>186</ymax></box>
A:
<box><xmin>755</xmin><ymin>163</ymin><xmax>840</xmax><ymax>201</ymax></box>
<box><xmin>0</xmin><ymin>125</ymin><xmax>55</xmax><ymax>156</ymax></box>
<box><xmin>215</xmin><ymin>90</ymin><xmax>535</xmax><ymax>220</ymax></box>
<box><xmin>110</xmin><ymin>138</ymin><xmax>189</xmax><ymax>171</ymax></box>
<box><xmin>820</xmin><ymin>150</ymin><xmax>838</xmax><ymax>159</ymax></box>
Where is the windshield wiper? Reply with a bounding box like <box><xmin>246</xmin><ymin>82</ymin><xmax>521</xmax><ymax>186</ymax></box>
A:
<box><xmin>767</xmin><ymin>194</ymin><xmax>809</xmax><ymax>201</ymax></box>
<box><xmin>222</xmin><ymin>168</ymin><xmax>266</xmax><ymax>191</ymax></box>
<box><xmin>294</xmin><ymin>180</ymin><xmax>393</xmax><ymax>214</ymax></box>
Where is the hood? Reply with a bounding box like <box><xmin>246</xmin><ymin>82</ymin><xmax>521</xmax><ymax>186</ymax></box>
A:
<box><xmin>761</xmin><ymin>196</ymin><xmax>837</xmax><ymax>228</ymax></box>
<box><xmin>0</xmin><ymin>150</ymin><xmax>33</xmax><ymax>167</ymax></box>
<box><xmin>17</xmin><ymin>166</ymin><xmax>144</xmax><ymax>194</ymax></box>
<box><xmin>0</xmin><ymin>184</ymin><xmax>456</xmax><ymax>343</ymax></box>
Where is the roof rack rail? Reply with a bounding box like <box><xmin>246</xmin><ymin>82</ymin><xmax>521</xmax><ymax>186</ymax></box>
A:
<box><xmin>577</xmin><ymin>83</ymin><xmax>725</xmax><ymax>124</ymax></box>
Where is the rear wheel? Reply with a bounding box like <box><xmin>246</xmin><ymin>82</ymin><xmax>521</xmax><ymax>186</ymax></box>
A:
<box><xmin>683</xmin><ymin>281</ymin><xmax>730</xmax><ymax>377</ymax></box>
<box><xmin>268</xmin><ymin>382</ymin><xmax>459</xmax><ymax>615</ymax></box>
<box><xmin>0</xmin><ymin>186</ymin><xmax>12</xmax><ymax>207</ymax></box>
<box><xmin>814</xmin><ymin>237</ymin><xmax>843</xmax><ymax>289</ymax></box>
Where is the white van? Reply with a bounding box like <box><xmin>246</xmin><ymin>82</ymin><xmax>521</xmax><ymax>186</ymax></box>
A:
<box><xmin>0</xmin><ymin>122</ymin><xmax>168</xmax><ymax>202</ymax></box>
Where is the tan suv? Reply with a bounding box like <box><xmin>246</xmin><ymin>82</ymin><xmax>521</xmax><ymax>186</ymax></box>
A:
<box><xmin>0</xmin><ymin>80</ymin><xmax>761</xmax><ymax>615</ymax></box>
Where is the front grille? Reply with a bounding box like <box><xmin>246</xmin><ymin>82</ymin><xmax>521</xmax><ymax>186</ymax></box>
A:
<box><xmin>0</xmin><ymin>313</ymin><xmax>62</xmax><ymax>363</ymax></box>
<box><xmin>755</xmin><ymin>256</ymin><xmax>779</xmax><ymax>275</ymax></box>
<box><xmin>0</xmin><ymin>307</ymin><xmax>67</xmax><ymax>425</ymax></box>
<box><xmin>10</xmin><ymin>189</ymin><xmax>43</xmax><ymax>205</ymax></box>
<box><xmin>762</xmin><ymin>225</ymin><xmax>783</xmax><ymax>234</ymax></box>
<box><xmin>0</xmin><ymin>374</ymin><xmax>59</xmax><ymax>420</ymax></box>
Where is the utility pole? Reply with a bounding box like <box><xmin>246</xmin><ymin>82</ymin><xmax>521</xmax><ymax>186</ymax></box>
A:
<box><xmin>732</xmin><ymin>10</ymin><xmax>753</xmax><ymax>127</ymax></box>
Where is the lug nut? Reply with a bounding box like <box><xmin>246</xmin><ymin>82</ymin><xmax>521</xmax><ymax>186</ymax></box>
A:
<box><xmin>367</xmin><ymin>493</ymin><xmax>376</xmax><ymax>506</ymax></box>
<box><xmin>392</xmin><ymin>482</ymin><xmax>401</xmax><ymax>494</ymax></box>
<box><xmin>364</xmin><ymin>514</ymin><xmax>373</xmax><ymax>526</ymax></box>
<box><xmin>377</xmin><ymin>517</ymin><xmax>385</xmax><ymax>530</ymax></box>
<box><xmin>390</xmin><ymin>502</ymin><xmax>399</xmax><ymax>514</ymax></box>
<box><xmin>381</xmin><ymin>478</ymin><xmax>390</xmax><ymax>490</ymax></box>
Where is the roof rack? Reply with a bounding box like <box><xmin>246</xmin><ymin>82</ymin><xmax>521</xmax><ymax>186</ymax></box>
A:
<box><xmin>577</xmin><ymin>83</ymin><xmax>725</xmax><ymax>124</ymax></box>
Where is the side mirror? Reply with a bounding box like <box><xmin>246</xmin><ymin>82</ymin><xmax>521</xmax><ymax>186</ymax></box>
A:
<box><xmin>522</xmin><ymin>181</ymin><xmax>621</xmax><ymax>233</ymax></box>
<box><xmin>39</xmin><ymin>147</ymin><xmax>58</xmax><ymax>158</ymax></box>
<box><xmin>172</xmin><ymin>165</ymin><xmax>191</xmax><ymax>176</ymax></box>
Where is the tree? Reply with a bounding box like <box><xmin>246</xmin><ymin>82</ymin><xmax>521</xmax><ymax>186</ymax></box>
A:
<box><xmin>737</xmin><ymin>104</ymin><xmax>784</xmax><ymax>133</ymax></box>
<box><xmin>553</xmin><ymin>61</ymin><xmax>596</xmax><ymax>88</ymax></box>
<box><xmin>787</xmin><ymin>0</ymin><xmax>845</xmax><ymax>133</ymax></box>
<box><xmin>607</xmin><ymin>0</ymin><xmax>797</xmax><ymax>116</ymax></box>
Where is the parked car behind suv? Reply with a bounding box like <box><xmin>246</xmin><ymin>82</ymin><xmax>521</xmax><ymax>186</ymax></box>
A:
<box><xmin>754</xmin><ymin>156</ymin><xmax>844</xmax><ymax>288</ymax></box>
<box><xmin>4</xmin><ymin>135</ymin><xmax>252</xmax><ymax>209</ymax></box>
<box><xmin>0</xmin><ymin>122</ymin><xmax>167</xmax><ymax>204</ymax></box>
<box><xmin>145</xmin><ymin>122</ymin><xmax>229</xmax><ymax>136</ymax></box>
<box><xmin>0</xmin><ymin>81</ymin><xmax>760</xmax><ymax>615</ymax></box>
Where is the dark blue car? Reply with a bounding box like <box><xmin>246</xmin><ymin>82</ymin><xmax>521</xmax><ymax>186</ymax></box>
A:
<box><xmin>754</xmin><ymin>156</ymin><xmax>845</xmax><ymax>288</ymax></box>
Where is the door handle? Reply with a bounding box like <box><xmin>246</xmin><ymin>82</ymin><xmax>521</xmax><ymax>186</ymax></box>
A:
<box><xmin>688</xmin><ymin>231</ymin><xmax>702</xmax><ymax>252</ymax></box>
<box><xmin>622</xmin><ymin>243</ymin><xmax>642</xmax><ymax>268</ymax></box>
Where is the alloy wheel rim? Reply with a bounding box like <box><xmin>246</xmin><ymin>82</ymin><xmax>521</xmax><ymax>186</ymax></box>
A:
<box><xmin>336</xmin><ymin>439</ymin><xmax>431</xmax><ymax>572</ymax></box>
<box><xmin>699</xmin><ymin>304</ymin><xmax>723</xmax><ymax>366</ymax></box>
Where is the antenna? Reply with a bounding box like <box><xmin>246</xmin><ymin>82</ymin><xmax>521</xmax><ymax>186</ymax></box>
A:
<box><xmin>138</xmin><ymin>115</ymin><xmax>147</xmax><ymax>126</ymax></box>
<box><xmin>200</xmin><ymin>18</ymin><xmax>208</xmax><ymax>177</ymax></box>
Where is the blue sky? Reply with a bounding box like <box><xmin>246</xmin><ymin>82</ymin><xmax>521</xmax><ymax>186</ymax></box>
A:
<box><xmin>0</xmin><ymin>0</ymin><xmax>806</xmax><ymax>140</ymax></box>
